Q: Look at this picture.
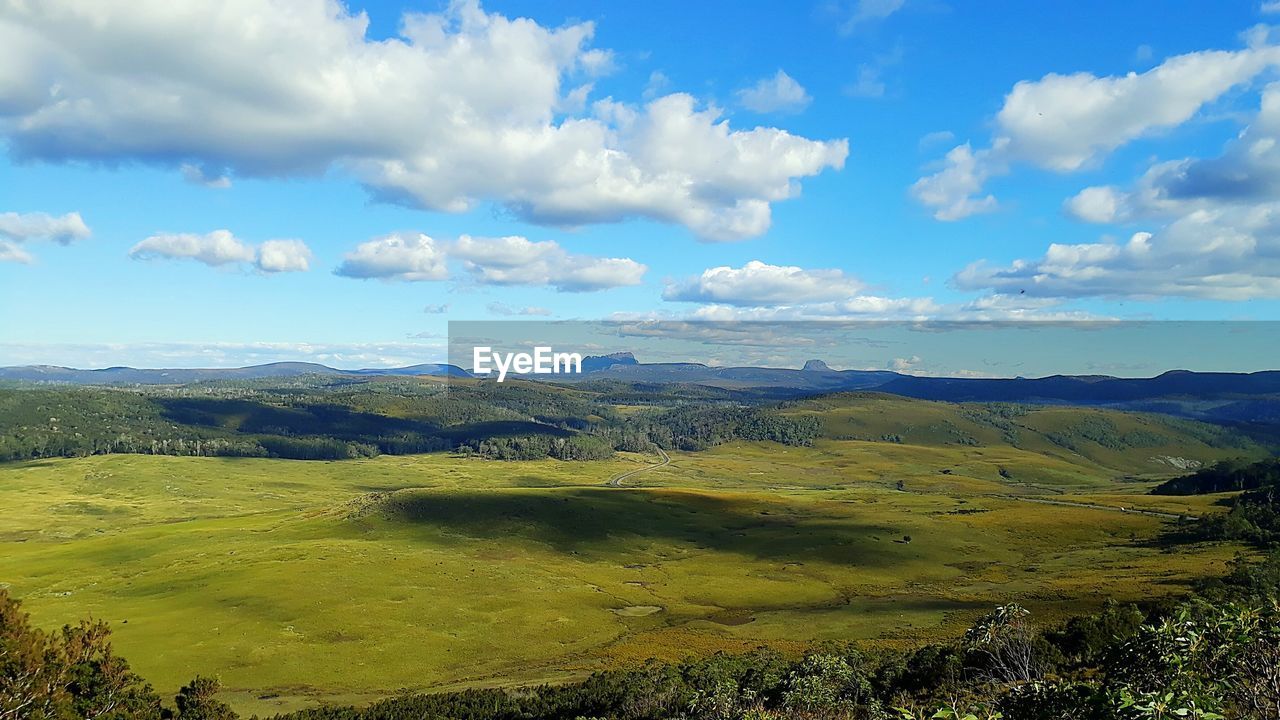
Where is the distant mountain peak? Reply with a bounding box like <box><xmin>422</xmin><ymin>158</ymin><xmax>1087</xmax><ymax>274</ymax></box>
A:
<box><xmin>580</xmin><ymin>352</ymin><xmax>639</xmax><ymax>373</ymax></box>
<box><xmin>802</xmin><ymin>359</ymin><xmax>833</xmax><ymax>372</ymax></box>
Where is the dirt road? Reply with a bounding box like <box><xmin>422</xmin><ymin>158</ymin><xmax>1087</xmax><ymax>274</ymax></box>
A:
<box><xmin>607</xmin><ymin>447</ymin><xmax>670</xmax><ymax>487</ymax></box>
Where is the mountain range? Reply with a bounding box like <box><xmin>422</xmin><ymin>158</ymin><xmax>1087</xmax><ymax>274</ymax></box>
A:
<box><xmin>0</xmin><ymin>361</ymin><xmax>470</xmax><ymax>384</ymax></box>
<box><xmin>3</xmin><ymin>357</ymin><xmax>1278</xmax><ymax>427</ymax></box>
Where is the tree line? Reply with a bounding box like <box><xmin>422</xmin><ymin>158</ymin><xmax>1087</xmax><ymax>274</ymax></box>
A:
<box><xmin>0</xmin><ymin>385</ymin><xmax>821</xmax><ymax>464</ymax></box>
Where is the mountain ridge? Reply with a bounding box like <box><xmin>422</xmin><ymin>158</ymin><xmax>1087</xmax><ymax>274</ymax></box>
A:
<box><xmin>4</xmin><ymin>359</ymin><xmax>1279</xmax><ymax>426</ymax></box>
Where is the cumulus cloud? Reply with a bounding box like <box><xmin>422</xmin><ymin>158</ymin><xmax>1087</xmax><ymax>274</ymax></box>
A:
<box><xmin>955</xmin><ymin>292</ymin><xmax>1101</xmax><ymax>320</ymax></box>
<box><xmin>683</xmin><ymin>297</ymin><xmax>941</xmax><ymax>321</ymax></box>
<box><xmin>487</xmin><ymin>302</ymin><xmax>552</xmax><ymax>316</ymax></box>
<box><xmin>737</xmin><ymin>70</ymin><xmax>812</xmax><ymax>113</ymax></box>
<box><xmin>910</xmin><ymin>142</ymin><xmax>1004</xmax><ymax>220</ymax></box>
<box><xmin>663</xmin><ymin>260</ymin><xmax>866</xmax><ymax>306</ymax></box>
<box><xmin>914</xmin><ymin>41</ymin><xmax>1280</xmax><ymax>220</ymax></box>
<box><xmin>0</xmin><ymin>1</ymin><xmax>846</xmax><ymax>241</ymax></box>
<box><xmin>335</xmin><ymin>233</ymin><xmax>645</xmax><ymax>291</ymax></box>
<box><xmin>955</xmin><ymin>216</ymin><xmax>1280</xmax><ymax>300</ymax></box>
<box><xmin>0</xmin><ymin>341</ymin><xmax>446</xmax><ymax>369</ymax></box>
<box><xmin>0</xmin><ymin>211</ymin><xmax>91</xmax><ymax>244</ymax></box>
<box><xmin>986</xmin><ymin>82</ymin><xmax>1280</xmax><ymax>301</ymax></box>
<box><xmin>659</xmin><ymin>260</ymin><xmax>957</xmax><ymax>320</ymax></box>
<box><xmin>997</xmin><ymin>48</ymin><xmax>1277</xmax><ymax>172</ymax></box>
<box><xmin>659</xmin><ymin>262</ymin><xmax>1099</xmax><ymax>320</ymax></box>
<box><xmin>1067</xmin><ymin>82</ymin><xmax>1280</xmax><ymax>225</ymax></box>
<box><xmin>334</xmin><ymin>233</ymin><xmax>449</xmax><ymax>282</ymax></box>
<box><xmin>891</xmin><ymin>355</ymin><xmax>921</xmax><ymax>371</ymax></box>
<box><xmin>129</xmin><ymin>231</ymin><xmax>256</xmax><ymax>267</ymax></box>
<box><xmin>451</xmin><ymin>235</ymin><xmax>645</xmax><ymax>291</ymax></box>
<box><xmin>129</xmin><ymin>230</ymin><xmax>312</xmax><ymax>273</ymax></box>
<box><xmin>0</xmin><ymin>210</ymin><xmax>91</xmax><ymax>263</ymax></box>
<box><xmin>1063</xmin><ymin>185</ymin><xmax>1126</xmax><ymax>223</ymax></box>
<box><xmin>255</xmin><ymin>239</ymin><xmax>313</xmax><ymax>273</ymax></box>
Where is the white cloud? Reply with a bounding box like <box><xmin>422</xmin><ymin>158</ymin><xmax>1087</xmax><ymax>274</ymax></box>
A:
<box><xmin>0</xmin><ymin>241</ymin><xmax>33</xmax><ymax>264</ymax></box>
<box><xmin>1001</xmin><ymin>82</ymin><xmax>1280</xmax><ymax>300</ymax></box>
<box><xmin>1064</xmin><ymin>185</ymin><xmax>1125</xmax><ymax>223</ymax></box>
<box><xmin>423</xmin><ymin>303</ymin><xmax>451</xmax><ymax>314</ymax></box>
<box><xmin>451</xmin><ymin>235</ymin><xmax>645</xmax><ymax>291</ymax></box>
<box><xmin>335</xmin><ymin>233</ymin><xmax>645</xmax><ymax>290</ymax></box>
<box><xmin>891</xmin><ymin>355</ymin><xmax>921</xmax><ymax>371</ymax></box>
<box><xmin>0</xmin><ymin>341</ymin><xmax>447</xmax><ymax>369</ymax></box>
<box><xmin>255</xmin><ymin>239</ymin><xmax>313</xmax><ymax>273</ymax></box>
<box><xmin>1263</xmin><ymin>1</ymin><xmax>1280</xmax><ymax>14</ymax></box>
<box><xmin>0</xmin><ymin>1</ymin><xmax>846</xmax><ymax>241</ymax></box>
<box><xmin>0</xmin><ymin>211</ymin><xmax>90</xmax><ymax>244</ymax></box>
<box><xmin>737</xmin><ymin>70</ymin><xmax>812</xmax><ymax>113</ymax></box>
<box><xmin>659</xmin><ymin>260</ymin><xmax>1099</xmax><ymax>320</ymax></box>
<box><xmin>130</xmin><ymin>230</ymin><xmax>256</xmax><ymax>267</ymax></box>
<box><xmin>129</xmin><ymin>230</ymin><xmax>312</xmax><ymax>273</ymax></box>
<box><xmin>685</xmin><ymin>296</ymin><xmax>941</xmax><ymax>321</ymax></box>
<box><xmin>956</xmin><ymin>292</ymin><xmax>1100</xmax><ymax>320</ymax></box>
<box><xmin>0</xmin><ymin>210</ymin><xmax>90</xmax><ymax>263</ymax></box>
<box><xmin>1067</xmin><ymin>82</ymin><xmax>1280</xmax><ymax>225</ymax></box>
<box><xmin>914</xmin><ymin>42</ymin><xmax>1280</xmax><ymax>220</ymax></box>
<box><xmin>487</xmin><ymin>302</ymin><xmax>552</xmax><ymax>316</ymax></box>
<box><xmin>955</xmin><ymin>214</ymin><xmax>1280</xmax><ymax>300</ymax></box>
<box><xmin>334</xmin><ymin>233</ymin><xmax>449</xmax><ymax>282</ymax></box>
<box><xmin>664</xmin><ymin>260</ymin><xmax>866</xmax><ymax>306</ymax></box>
<box><xmin>659</xmin><ymin>260</ymin><xmax>960</xmax><ymax>320</ymax></box>
<box><xmin>998</xmin><ymin>47</ymin><xmax>1277</xmax><ymax>172</ymax></box>
<box><xmin>910</xmin><ymin>142</ymin><xmax>1003</xmax><ymax>220</ymax></box>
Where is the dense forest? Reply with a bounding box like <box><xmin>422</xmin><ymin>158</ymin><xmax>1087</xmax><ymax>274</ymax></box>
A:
<box><xmin>1153</xmin><ymin>458</ymin><xmax>1280</xmax><ymax>495</ymax></box>
<box><xmin>5</xmin><ymin>546</ymin><xmax>1280</xmax><ymax>719</ymax></box>
<box><xmin>0</xmin><ymin>380</ymin><xmax>819</xmax><ymax>463</ymax></box>
<box><xmin>1151</xmin><ymin>458</ymin><xmax>1280</xmax><ymax>548</ymax></box>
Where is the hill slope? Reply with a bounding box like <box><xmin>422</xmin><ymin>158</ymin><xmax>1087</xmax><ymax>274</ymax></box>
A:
<box><xmin>778</xmin><ymin>393</ymin><xmax>1267</xmax><ymax>477</ymax></box>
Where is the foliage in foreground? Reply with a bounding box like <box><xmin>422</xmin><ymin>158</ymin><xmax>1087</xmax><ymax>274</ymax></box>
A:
<box><xmin>5</xmin><ymin>550</ymin><xmax>1280</xmax><ymax>720</ymax></box>
<box><xmin>0</xmin><ymin>588</ymin><xmax>232</xmax><ymax>719</ymax></box>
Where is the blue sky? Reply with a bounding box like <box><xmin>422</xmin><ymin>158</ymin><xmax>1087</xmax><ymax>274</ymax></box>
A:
<box><xmin>2</xmin><ymin>1</ymin><xmax>1279</xmax><ymax>369</ymax></box>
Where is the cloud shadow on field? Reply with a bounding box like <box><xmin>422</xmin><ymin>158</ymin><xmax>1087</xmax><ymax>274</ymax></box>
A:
<box><xmin>364</xmin><ymin>487</ymin><xmax>906</xmax><ymax>565</ymax></box>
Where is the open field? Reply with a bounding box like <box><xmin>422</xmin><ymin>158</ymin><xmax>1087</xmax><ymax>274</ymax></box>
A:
<box><xmin>0</xmin><ymin>414</ymin><xmax>1256</xmax><ymax>715</ymax></box>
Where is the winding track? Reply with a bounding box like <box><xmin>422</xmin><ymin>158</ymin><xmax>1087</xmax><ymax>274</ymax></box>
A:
<box><xmin>990</xmin><ymin>494</ymin><xmax>1196</xmax><ymax>521</ymax></box>
<box><xmin>607</xmin><ymin>447</ymin><xmax>670</xmax><ymax>487</ymax></box>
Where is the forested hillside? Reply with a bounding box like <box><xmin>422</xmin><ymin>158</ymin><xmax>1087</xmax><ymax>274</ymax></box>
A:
<box><xmin>0</xmin><ymin>378</ymin><xmax>821</xmax><ymax>462</ymax></box>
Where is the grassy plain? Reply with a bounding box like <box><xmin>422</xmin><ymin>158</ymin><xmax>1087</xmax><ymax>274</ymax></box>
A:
<box><xmin>0</xmin><ymin>397</ymin><xmax>1262</xmax><ymax>715</ymax></box>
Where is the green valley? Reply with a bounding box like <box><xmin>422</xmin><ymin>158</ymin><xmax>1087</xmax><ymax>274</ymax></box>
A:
<box><xmin>0</xmin><ymin>381</ymin><xmax>1268</xmax><ymax>715</ymax></box>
